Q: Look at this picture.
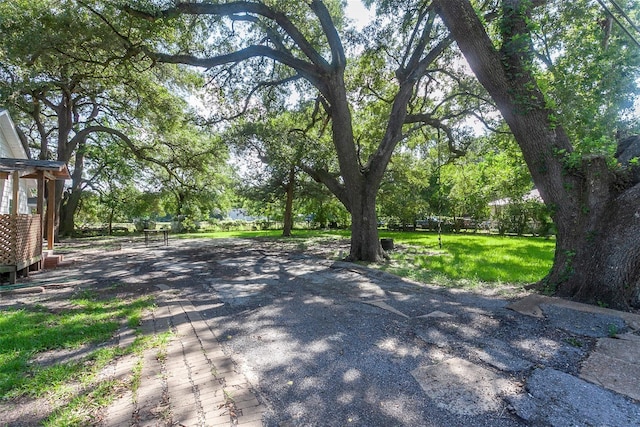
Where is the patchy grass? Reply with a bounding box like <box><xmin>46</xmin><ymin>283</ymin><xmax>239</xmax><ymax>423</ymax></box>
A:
<box><xmin>179</xmin><ymin>228</ymin><xmax>555</xmax><ymax>286</ymax></box>
<box><xmin>0</xmin><ymin>293</ymin><xmax>167</xmax><ymax>426</ymax></box>
<box><xmin>378</xmin><ymin>231</ymin><xmax>555</xmax><ymax>286</ymax></box>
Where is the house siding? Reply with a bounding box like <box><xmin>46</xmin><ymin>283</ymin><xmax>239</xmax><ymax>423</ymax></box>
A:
<box><xmin>0</xmin><ymin>110</ymin><xmax>33</xmax><ymax>214</ymax></box>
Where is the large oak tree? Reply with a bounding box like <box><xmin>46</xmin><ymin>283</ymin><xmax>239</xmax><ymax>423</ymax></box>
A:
<box><xmin>433</xmin><ymin>0</ymin><xmax>640</xmax><ymax>309</ymax></box>
<box><xmin>0</xmin><ymin>0</ymin><xmax>159</xmax><ymax>235</ymax></box>
<box><xmin>1</xmin><ymin>0</ymin><xmax>226</xmax><ymax>236</ymax></box>
<box><xmin>123</xmin><ymin>0</ymin><xmax>483</xmax><ymax>262</ymax></box>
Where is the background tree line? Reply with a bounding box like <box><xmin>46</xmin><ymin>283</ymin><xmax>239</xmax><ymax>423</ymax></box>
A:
<box><xmin>1</xmin><ymin>0</ymin><xmax>639</xmax><ymax>308</ymax></box>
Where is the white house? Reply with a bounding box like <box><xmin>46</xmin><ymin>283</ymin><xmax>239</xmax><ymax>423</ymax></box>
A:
<box><xmin>0</xmin><ymin>109</ymin><xmax>70</xmax><ymax>283</ymax></box>
<box><xmin>488</xmin><ymin>188</ymin><xmax>543</xmax><ymax>213</ymax></box>
<box><xmin>228</xmin><ymin>208</ymin><xmax>261</xmax><ymax>221</ymax></box>
<box><xmin>0</xmin><ymin>109</ymin><xmax>34</xmax><ymax>214</ymax></box>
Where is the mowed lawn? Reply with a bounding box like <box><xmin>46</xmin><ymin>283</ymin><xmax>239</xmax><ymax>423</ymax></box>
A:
<box><xmin>379</xmin><ymin>231</ymin><xmax>555</xmax><ymax>285</ymax></box>
<box><xmin>181</xmin><ymin>229</ymin><xmax>555</xmax><ymax>285</ymax></box>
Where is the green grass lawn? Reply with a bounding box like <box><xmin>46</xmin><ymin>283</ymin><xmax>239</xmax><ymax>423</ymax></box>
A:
<box><xmin>0</xmin><ymin>291</ymin><xmax>166</xmax><ymax>426</ymax></box>
<box><xmin>378</xmin><ymin>231</ymin><xmax>555</xmax><ymax>287</ymax></box>
<box><xmin>180</xmin><ymin>228</ymin><xmax>555</xmax><ymax>286</ymax></box>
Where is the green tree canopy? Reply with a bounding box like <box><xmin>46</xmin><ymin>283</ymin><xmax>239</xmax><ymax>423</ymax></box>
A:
<box><xmin>0</xmin><ymin>0</ymin><xmax>229</xmax><ymax>235</ymax></box>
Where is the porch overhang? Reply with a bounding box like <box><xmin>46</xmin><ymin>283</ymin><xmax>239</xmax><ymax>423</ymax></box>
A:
<box><xmin>0</xmin><ymin>158</ymin><xmax>70</xmax><ymax>253</ymax></box>
<box><xmin>0</xmin><ymin>158</ymin><xmax>70</xmax><ymax>181</ymax></box>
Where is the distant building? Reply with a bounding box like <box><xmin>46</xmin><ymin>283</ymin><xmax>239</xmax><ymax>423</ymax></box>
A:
<box><xmin>227</xmin><ymin>208</ymin><xmax>259</xmax><ymax>222</ymax></box>
<box><xmin>488</xmin><ymin>189</ymin><xmax>543</xmax><ymax>214</ymax></box>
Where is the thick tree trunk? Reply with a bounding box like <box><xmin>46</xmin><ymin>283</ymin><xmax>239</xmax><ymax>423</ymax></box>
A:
<box><xmin>345</xmin><ymin>177</ymin><xmax>385</xmax><ymax>262</ymax></box>
<box><xmin>59</xmin><ymin>188</ymin><xmax>82</xmax><ymax>236</ymax></box>
<box><xmin>107</xmin><ymin>207</ymin><xmax>115</xmax><ymax>235</ymax></box>
<box><xmin>282</xmin><ymin>167</ymin><xmax>295</xmax><ymax>237</ymax></box>
<box><xmin>546</xmin><ymin>182</ymin><xmax>640</xmax><ymax>308</ymax></box>
<box><xmin>53</xmin><ymin>93</ymin><xmax>76</xmax><ymax>241</ymax></box>
<box><xmin>321</xmin><ymin>70</ymin><xmax>388</xmax><ymax>262</ymax></box>
<box><xmin>434</xmin><ymin>0</ymin><xmax>640</xmax><ymax>309</ymax></box>
<box><xmin>59</xmin><ymin>142</ymin><xmax>85</xmax><ymax>236</ymax></box>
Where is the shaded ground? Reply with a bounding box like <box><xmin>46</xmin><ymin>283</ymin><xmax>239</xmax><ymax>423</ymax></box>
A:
<box><xmin>1</xmin><ymin>237</ymin><xmax>639</xmax><ymax>426</ymax></box>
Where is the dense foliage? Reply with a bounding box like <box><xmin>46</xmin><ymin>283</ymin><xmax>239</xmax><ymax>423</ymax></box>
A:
<box><xmin>1</xmin><ymin>0</ymin><xmax>639</xmax><ymax>306</ymax></box>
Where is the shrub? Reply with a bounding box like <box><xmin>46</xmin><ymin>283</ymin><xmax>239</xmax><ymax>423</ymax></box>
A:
<box><xmin>133</xmin><ymin>219</ymin><xmax>156</xmax><ymax>232</ymax></box>
<box><xmin>172</xmin><ymin>217</ymin><xmax>200</xmax><ymax>233</ymax></box>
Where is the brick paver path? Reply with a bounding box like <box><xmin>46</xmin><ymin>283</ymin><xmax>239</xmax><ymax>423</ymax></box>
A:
<box><xmin>103</xmin><ymin>288</ymin><xmax>265</xmax><ymax>426</ymax></box>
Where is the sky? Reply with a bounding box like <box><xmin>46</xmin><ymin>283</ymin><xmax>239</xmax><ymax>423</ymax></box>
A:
<box><xmin>345</xmin><ymin>0</ymin><xmax>376</xmax><ymax>29</ymax></box>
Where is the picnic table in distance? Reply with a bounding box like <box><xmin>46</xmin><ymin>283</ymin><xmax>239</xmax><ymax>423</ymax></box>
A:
<box><xmin>143</xmin><ymin>229</ymin><xmax>169</xmax><ymax>247</ymax></box>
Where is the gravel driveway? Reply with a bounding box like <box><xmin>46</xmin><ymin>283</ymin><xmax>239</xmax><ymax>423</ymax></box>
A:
<box><xmin>2</xmin><ymin>237</ymin><xmax>639</xmax><ymax>426</ymax></box>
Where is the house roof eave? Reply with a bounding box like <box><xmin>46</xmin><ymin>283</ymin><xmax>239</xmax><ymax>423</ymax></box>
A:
<box><xmin>0</xmin><ymin>158</ymin><xmax>70</xmax><ymax>180</ymax></box>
